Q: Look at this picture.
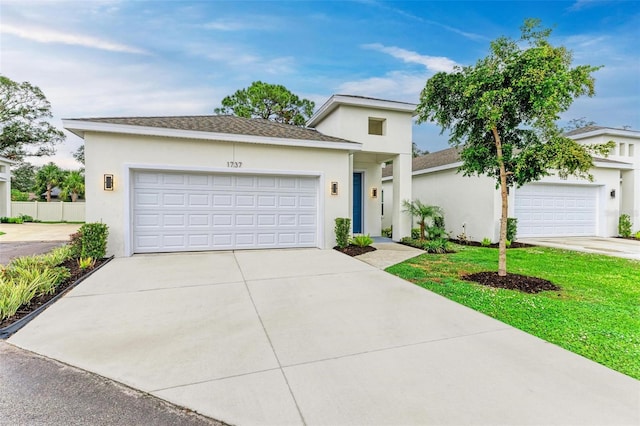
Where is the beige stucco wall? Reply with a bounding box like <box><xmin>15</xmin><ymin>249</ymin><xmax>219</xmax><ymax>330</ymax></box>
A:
<box><xmin>0</xmin><ymin>159</ymin><xmax>12</xmax><ymax>217</ymax></box>
<box><xmin>85</xmin><ymin>132</ymin><xmax>351</xmax><ymax>257</ymax></box>
<box><xmin>353</xmin><ymin>158</ymin><xmax>383</xmax><ymax>236</ymax></box>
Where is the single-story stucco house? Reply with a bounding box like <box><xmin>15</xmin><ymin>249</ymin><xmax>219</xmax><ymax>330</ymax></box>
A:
<box><xmin>63</xmin><ymin>95</ymin><xmax>415</xmax><ymax>257</ymax></box>
<box><xmin>0</xmin><ymin>156</ymin><xmax>15</xmax><ymax>217</ymax></box>
<box><xmin>382</xmin><ymin>126</ymin><xmax>640</xmax><ymax>242</ymax></box>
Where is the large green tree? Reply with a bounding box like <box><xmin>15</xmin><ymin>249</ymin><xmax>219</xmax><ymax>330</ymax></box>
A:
<box><xmin>10</xmin><ymin>162</ymin><xmax>37</xmax><ymax>192</ymax></box>
<box><xmin>35</xmin><ymin>162</ymin><xmax>65</xmax><ymax>202</ymax></box>
<box><xmin>0</xmin><ymin>75</ymin><xmax>65</xmax><ymax>161</ymax></box>
<box><xmin>416</xmin><ymin>19</ymin><xmax>613</xmax><ymax>276</ymax></box>
<box><xmin>214</xmin><ymin>81</ymin><xmax>315</xmax><ymax>126</ymax></box>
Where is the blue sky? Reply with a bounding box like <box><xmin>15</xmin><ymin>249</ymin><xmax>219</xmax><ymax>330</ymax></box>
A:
<box><xmin>1</xmin><ymin>0</ymin><xmax>639</xmax><ymax>168</ymax></box>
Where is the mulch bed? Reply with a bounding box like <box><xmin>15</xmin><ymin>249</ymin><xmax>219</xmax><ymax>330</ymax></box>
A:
<box><xmin>450</xmin><ymin>239</ymin><xmax>533</xmax><ymax>249</ymax></box>
<box><xmin>616</xmin><ymin>236</ymin><xmax>640</xmax><ymax>242</ymax></box>
<box><xmin>334</xmin><ymin>245</ymin><xmax>377</xmax><ymax>257</ymax></box>
<box><xmin>463</xmin><ymin>271</ymin><xmax>560</xmax><ymax>294</ymax></box>
<box><xmin>0</xmin><ymin>258</ymin><xmax>109</xmax><ymax>329</ymax></box>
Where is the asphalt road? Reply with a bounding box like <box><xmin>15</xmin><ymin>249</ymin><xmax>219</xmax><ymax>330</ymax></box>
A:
<box><xmin>0</xmin><ymin>241</ymin><xmax>67</xmax><ymax>265</ymax></box>
<box><xmin>0</xmin><ymin>342</ymin><xmax>226</xmax><ymax>426</ymax></box>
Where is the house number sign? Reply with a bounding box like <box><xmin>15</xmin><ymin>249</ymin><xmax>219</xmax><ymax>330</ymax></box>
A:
<box><xmin>227</xmin><ymin>161</ymin><xmax>243</xmax><ymax>168</ymax></box>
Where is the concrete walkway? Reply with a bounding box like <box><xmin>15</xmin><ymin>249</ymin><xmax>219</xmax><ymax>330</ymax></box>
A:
<box><xmin>520</xmin><ymin>236</ymin><xmax>640</xmax><ymax>260</ymax></box>
<box><xmin>8</xmin><ymin>249</ymin><xmax>639</xmax><ymax>425</ymax></box>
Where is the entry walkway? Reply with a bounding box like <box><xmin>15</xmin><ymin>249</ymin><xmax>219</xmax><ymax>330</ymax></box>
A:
<box><xmin>8</xmin><ymin>249</ymin><xmax>639</xmax><ymax>425</ymax></box>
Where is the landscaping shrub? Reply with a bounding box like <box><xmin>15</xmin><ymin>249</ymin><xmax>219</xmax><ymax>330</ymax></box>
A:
<box><xmin>635</xmin><ymin>230</ymin><xmax>640</xmax><ymax>239</ymax></box>
<box><xmin>70</xmin><ymin>222</ymin><xmax>109</xmax><ymax>259</ymax></box>
<box><xmin>427</xmin><ymin>226</ymin><xmax>447</xmax><ymax>240</ymax></box>
<box><xmin>0</xmin><ymin>216</ymin><xmax>24</xmax><ymax>224</ymax></box>
<box><xmin>411</xmin><ymin>228</ymin><xmax>421</xmax><ymax>240</ymax></box>
<box><xmin>618</xmin><ymin>214</ymin><xmax>632</xmax><ymax>237</ymax></box>
<box><xmin>381</xmin><ymin>227</ymin><xmax>392</xmax><ymax>238</ymax></box>
<box><xmin>424</xmin><ymin>238</ymin><xmax>453</xmax><ymax>254</ymax></box>
<box><xmin>481</xmin><ymin>237</ymin><xmax>492</xmax><ymax>247</ymax></box>
<box><xmin>11</xmin><ymin>189</ymin><xmax>29</xmax><ymax>201</ymax></box>
<box><xmin>1</xmin><ymin>250</ymin><xmax>73</xmax><ymax>321</ymax></box>
<box><xmin>334</xmin><ymin>218</ymin><xmax>351</xmax><ymax>249</ymax></box>
<box><xmin>506</xmin><ymin>217</ymin><xmax>518</xmax><ymax>242</ymax></box>
<box><xmin>351</xmin><ymin>234</ymin><xmax>373</xmax><ymax>247</ymax></box>
<box><xmin>18</xmin><ymin>214</ymin><xmax>34</xmax><ymax>222</ymax></box>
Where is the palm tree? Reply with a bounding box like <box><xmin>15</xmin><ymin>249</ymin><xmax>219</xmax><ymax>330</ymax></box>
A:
<box><xmin>61</xmin><ymin>170</ymin><xmax>85</xmax><ymax>202</ymax></box>
<box><xmin>35</xmin><ymin>162</ymin><xmax>64</xmax><ymax>202</ymax></box>
<box><xmin>402</xmin><ymin>199</ymin><xmax>444</xmax><ymax>240</ymax></box>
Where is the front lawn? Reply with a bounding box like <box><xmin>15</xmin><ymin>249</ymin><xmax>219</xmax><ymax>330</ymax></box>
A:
<box><xmin>387</xmin><ymin>245</ymin><xmax>640</xmax><ymax>380</ymax></box>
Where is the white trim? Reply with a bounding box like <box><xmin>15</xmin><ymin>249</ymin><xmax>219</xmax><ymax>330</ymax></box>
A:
<box><xmin>593</xmin><ymin>160</ymin><xmax>633</xmax><ymax>170</ymax></box>
<box><xmin>307</xmin><ymin>95</ymin><xmax>417</xmax><ymax>127</ymax></box>
<box><xmin>0</xmin><ymin>156</ymin><xmax>17</xmax><ymax>164</ymax></box>
<box><xmin>123</xmin><ymin>163</ymin><xmax>325</xmax><ymax>256</ymax></box>
<box><xmin>63</xmin><ymin>119</ymin><xmax>362</xmax><ymax>152</ymax></box>
<box><xmin>569</xmin><ymin>128</ymin><xmax>640</xmax><ymax>141</ymax></box>
<box><xmin>413</xmin><ymin>162</ymin><xmax>463</xmax><ymax>176</ymax></box>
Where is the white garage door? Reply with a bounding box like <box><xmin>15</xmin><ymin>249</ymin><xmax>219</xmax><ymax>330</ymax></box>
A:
<box><xmin>132</xmin><ymin>171</ymin><xmax>319</xmax><ymax>253</ymax></box>
<box><xmin>515</xmin><ymin>184</ymin><xmax>599</xmax><ymax>237</ymax></box>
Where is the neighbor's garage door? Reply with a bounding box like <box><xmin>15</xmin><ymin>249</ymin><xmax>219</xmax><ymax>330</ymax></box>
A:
<box><xmin>514</xmin><ymin>184</ymin><xmax>598</xmax><ymax>237</ymax></box>
<box><xmin>132</xmin><ymin>171</ymin><xmax>318</xmax><ymax>253</ymax></box>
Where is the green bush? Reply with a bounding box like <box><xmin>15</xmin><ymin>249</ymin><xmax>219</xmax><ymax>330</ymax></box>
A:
<box><xmin>351</xmin><ymin>234</ymin><xmax>373</xmax><ymax>247</ymax></box>
<box><xmin>70</xmin><ymin>222</ymin><xmax>109</xmax><ymax>259</ymax></box>
<box><xmin>481</xmin><ymin>237</ymin><xmax>492</xmax><ymax>247</ymax></box>
<box><xmin>411</xmin><ymin>228</ymin><xmax>421</xmax><ymax>240</ymax></box>
<box><xmin>3</xmin><ymin>217</ymin><xmax>24</xmax><ymax>224</ymax></box>
<box><xmin>506</xmin><ymin>217</ymin><xmax>518</xmax><ymax>242</ymax></box>
<box><xmin>635</xmin><ymin>230</ymin><xmax>640</xmax><ymax>239</ymax></box>
<box><xmin>11</xmin><ymin>189</ymin><xmax>29</xmax><ymax>201</ymax></box>
<box><xmin>424</xmin><ymin>238</ymin><xmax>453</xmax><ymax>254</ymax></box>
<box><xmin>381</xmin><ymin>227</ymin><xmax>392</xmax><ymax>238</ymax></box>
<box><xmin>618</xmin><ymin>214</ymin><xmax>632</xmax><ymax>237</ymax></box>
<box><xmin>334</xmin><ymin>218</ymin><xmax>351</xmax><ymax>249</ymax></box>
<box><xmin>18</xmin><ymin>214</ymin><xmax>34</xmax><ymax>222</ymax></box>
<box><xmin>427</xmin><ymin>226</ymin><xmax>447</xmax><ymax>239</ymax></box>
<box><xmin>1</xmin><ymin>248</ymin><xmax>73</xmax><ymax>321</ymax></box>
<box><xmin>400</xmin><ymin>237</ymin><xmax>456</xmax><ymax>254</ymax></box>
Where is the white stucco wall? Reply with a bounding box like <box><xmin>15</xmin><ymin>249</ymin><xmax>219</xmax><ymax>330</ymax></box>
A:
<box><xmin>411</xmin><ymin>168</ymin><xmax>499</xmax><ymax>241</ymax></box>
<box><xmin>0</xmin><ymin>158</ymin><xmax>13</xmax><ymax>217</ymax></box>
<box><xmin>85</xmin><ymin>132</ymin><xmax>351</xmax><ymax>257</ymax></box>
<box><xmin>314</xmin><ymin>105</ymin><xmax>412</xmax><ymax>156</ymax></box>
<box><xmin>353</xmin><ymin>158</ymin><xmax>383</xmax><ymax>236</ymax></box>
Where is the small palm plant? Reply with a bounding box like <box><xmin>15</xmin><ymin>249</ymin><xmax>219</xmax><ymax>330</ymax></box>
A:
<box><xmin>402</xmin><ymin>200</ymin><xmax>444</xmax><ymax>240</ymax></box>
<box><xmin>61</xmin><ymin>170</ymin><xmax>85</xmax><ymax>202</ymax></box>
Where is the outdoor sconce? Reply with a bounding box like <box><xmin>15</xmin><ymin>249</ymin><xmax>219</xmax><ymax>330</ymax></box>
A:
<box><xmin>610</xmin><ymin>189</ymin><xmax>616</xmax><ymax>199</ymax></box>
<box><xmin>104</xmin><ymin>174</ymin><xmax>114</xmax><ymax>191</ymax></box>
<box><xmin>371</xmin><ymin>187</ymin><xmax>378</xmax><ymax>198</ymax></box>
<box><xmin>330</xmin><ymin>181</ymin><xmax>339</xmax><ymax>195</ymax></box>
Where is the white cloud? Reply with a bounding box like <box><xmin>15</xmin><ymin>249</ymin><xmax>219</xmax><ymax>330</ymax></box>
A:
<box><xmin>363</xmin><ymin>43</ymin><xmax>459</xmax><ymax>73</ymax></box>
<box><xmin>337</xmin><ymin>71</ymin><xmax>427</xmax><ymax>103</ymax></box>
<box><xmin>1</xmin><ymin>23</ymin><xmax>149</xmax><ymax>55</ymax></box>
<box><xmin>186</xmin><ymin>43</ymin><xmax>296</xmax><ymax>75</ymax></box>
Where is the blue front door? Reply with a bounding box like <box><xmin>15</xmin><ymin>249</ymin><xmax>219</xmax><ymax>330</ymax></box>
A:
<box><xmin>353</xmin><ymin>172</ymin><xmax>363</xmax><ymax>233</ymax></box>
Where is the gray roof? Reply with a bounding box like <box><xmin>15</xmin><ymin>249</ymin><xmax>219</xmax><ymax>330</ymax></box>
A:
<box><xmin>333</xmin><ymin>94</ymin><xmax>417</xmax><ymax>107</ymax></box>
<box><xmin>564</xmin><ymin>125</ymin><xmax>639</xmax><ymax>136</ymax></box>
<box><xmin>64</xmin><ymin>115</ymin><xmax>356</xmax><ymax>144</ymax></box>
<box><xmin>382</xmin><ymin>147</ymin><xmax>461</xmax><ymax>178</ymax></box>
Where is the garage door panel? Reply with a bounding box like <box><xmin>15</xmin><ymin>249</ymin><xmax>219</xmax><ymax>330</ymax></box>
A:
<box><xmin>515</xmin><ymin>184</ymin><xmax>598</xmax><ymax>237</ymax></box>
<box><xmin>132</xmin><ymin>171</ymin><xmax>319</xmax><ymax>253</ymax></box>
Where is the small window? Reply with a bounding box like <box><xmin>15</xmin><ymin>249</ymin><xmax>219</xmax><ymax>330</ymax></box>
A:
<box><xmin>628</xmin><ymin>144</ymin><xmax>635</xmax><ymax>157</ymax></box>
<box><xmin>0</xmin><ymin>165</ymin><xmax>5</xmax><ymax>173</ymax></box>
<box><xmin>368</xmin><ymin>118</ymin><xmax>385</xmax><ymax>136</ymax></box>
<box><xmin>619</xmin><ymin>143</ymin><xmax>626</xmax><ymax>156</ymax></box>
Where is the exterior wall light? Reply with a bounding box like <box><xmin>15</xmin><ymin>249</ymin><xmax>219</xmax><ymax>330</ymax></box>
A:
<box><xmin>330</xmin><ymin>181</ymin><xmax>338</xmax><ymax>195</ymax></box>
<box><xmin>104</xmin><ymin>174</ymin><xmax>114</xmax><ymax>191</ymax></box>
<box><xmin>610</xmin><ymin>189</ymin><xmax>616</xmax><ymax>199</ymax></box>
<box><xmin>370</xmin><ymin>187</ymin><xmax>378</xmax><ymax>198</ymax></box>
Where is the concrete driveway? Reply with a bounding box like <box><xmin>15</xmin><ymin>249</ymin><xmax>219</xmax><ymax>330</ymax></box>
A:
<box><xmin>8</xmin><ymin>249</ymin><xmax>639</xmax><ymax>425</ymax></box>
<box><xmin>520</xmin><ymin>236</ymin><xmax>640</xmax><ymax>260</ymax></box>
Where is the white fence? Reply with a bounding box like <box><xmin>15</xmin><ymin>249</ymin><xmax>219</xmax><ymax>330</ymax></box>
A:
<box><xmin>11</xmin><ymin>201</ymin><xmax>86</xmax><ymax>222</ymax></box>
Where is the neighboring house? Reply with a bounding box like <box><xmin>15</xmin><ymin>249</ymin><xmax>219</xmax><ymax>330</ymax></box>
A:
<box><xmin>41</xmin><ymin>186</ymin><xmax>62</xmax><ymax>200</ymax></box>
<box><xmin>382</xmin><ymin>126</ymin><xmax>639</xmax><ymax>241</ymax></box>
<box><xmin>0</xmin><ymin>156</ymin><xmax>15</xmax><ymax>217</ymax></box>
<box><xmin>63</xmin><ymin>95</ymin><xmax>415</xmax><ymax>257</ymax></box>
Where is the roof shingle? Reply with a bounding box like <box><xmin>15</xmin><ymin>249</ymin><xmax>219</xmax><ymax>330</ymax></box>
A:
<box><xmin>64</xmin><ymin>115</ymin><xmax>356</xmax><ymax>144</ymax></box>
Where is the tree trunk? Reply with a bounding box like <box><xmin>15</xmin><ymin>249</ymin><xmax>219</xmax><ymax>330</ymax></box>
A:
<box><xmin>492</xmin><ymin>127</ymin><xmax>509</xmax><ymax>277</ymax></box>
<box><xmin>71</xmin><ymin>192</ymin><xmax>78</xmax><ymax>202</ymax></box>
<box><xmin>420</xmin><ymin>221</ymin><xmax>425</xmax><ymax>240</ymax></box>
<box><xmin>46</xmin><ymin>184</ymin><xmax>52</xmax><ymax>202</ymax></box>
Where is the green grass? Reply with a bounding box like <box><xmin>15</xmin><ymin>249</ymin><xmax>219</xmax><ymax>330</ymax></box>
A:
<box><xmin>386</xmin><ymin>245</ymin><xmax>640</xmax><ymax>380</ymax></box>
